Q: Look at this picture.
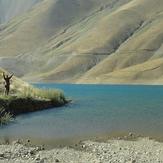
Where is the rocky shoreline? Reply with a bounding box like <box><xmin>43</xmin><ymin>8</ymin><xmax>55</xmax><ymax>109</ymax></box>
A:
<box><xmin>0</xmin><ymin>137</ymin><xmax>163</xmax><ymax>163</ymax></box>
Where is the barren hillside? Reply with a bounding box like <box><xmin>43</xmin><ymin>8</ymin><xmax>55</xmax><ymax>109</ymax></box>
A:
<box><xmin>0</xmin><ymin>0</ymin><xmax>163</xmax><ymax>84</ymax></box>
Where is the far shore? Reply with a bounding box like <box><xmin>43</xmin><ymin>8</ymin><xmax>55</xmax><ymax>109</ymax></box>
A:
<box><xmin>32</xmin><ymin>82</ymin><xmax>163</xmax><ymax>88</ymax></box>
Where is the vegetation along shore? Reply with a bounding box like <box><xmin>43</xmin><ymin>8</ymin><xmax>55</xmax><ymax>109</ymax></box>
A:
<box><xmin>0</xmin><ymin>71</ymin><xmax>69</xmax><ymax>125</ymax></box>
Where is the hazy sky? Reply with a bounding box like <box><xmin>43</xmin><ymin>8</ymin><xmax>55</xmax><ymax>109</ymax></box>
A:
<box><xmin>0</xmin><ymin>0</ymin><xmax>41</xmax><ymax>24</ymax></box>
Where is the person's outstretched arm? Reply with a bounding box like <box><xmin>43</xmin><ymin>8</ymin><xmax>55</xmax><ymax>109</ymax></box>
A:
<box><xmin>9</xmin><ymin>74</ymin><xmax>13</xmax><ymax>79</ymax></box>
<box><xmin>2</xmin><ymin>72</ymin><xmax>6</xmax><ymax>79</ymax></box>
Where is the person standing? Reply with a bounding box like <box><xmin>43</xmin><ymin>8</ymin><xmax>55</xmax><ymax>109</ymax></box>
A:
<box><xmin>2</xmin><ymin>72</ymin><xmax>13</xmax><ymax>95</ymax></box>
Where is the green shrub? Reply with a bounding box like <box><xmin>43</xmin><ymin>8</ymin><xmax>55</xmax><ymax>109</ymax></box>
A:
<box><xmin>20</xmin><ymin>86</ymin><xmax>66</xmax><ymax>103</ymax></box>
<box><xmin>0</xmin><ymin>107</ymin><xmax>13</xmax><ymax>125</ymax></box>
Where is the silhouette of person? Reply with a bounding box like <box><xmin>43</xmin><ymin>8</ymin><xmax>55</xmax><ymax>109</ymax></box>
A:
<box><xmin>2</xmin><ymin>72</ymin><xmax>13</xmax><ymax>95</ymax></box>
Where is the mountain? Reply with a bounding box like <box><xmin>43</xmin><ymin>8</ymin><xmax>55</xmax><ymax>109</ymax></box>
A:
<box><xmin>0</xmin><ymin>0</ymin><xmax>163</xmax><ymax>84</ymax></box>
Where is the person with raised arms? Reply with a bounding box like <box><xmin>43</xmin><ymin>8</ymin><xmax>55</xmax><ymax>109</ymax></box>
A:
<box><xmin>2</xmin><ymin>72</ymin><xmax>13</xmax><ymax>95</ymax></box>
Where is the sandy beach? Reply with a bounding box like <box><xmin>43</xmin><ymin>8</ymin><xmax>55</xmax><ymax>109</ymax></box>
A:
<box><xmin>0</xmin><ymin>137</ymin><xmax>162</xmax><ymax>163</ymax></box>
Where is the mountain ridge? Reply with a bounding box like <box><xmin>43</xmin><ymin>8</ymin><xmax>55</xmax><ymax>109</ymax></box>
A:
<box><xmin>0</xmin><ymin>0</ymin><xmax>163</xmax><ymax>84</ymax></box>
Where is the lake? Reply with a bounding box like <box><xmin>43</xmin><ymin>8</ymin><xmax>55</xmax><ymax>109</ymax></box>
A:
<box><xmin>0</xmin><ymin>84</ymin><xmax>163</xmax><ymax>145</ymax></box>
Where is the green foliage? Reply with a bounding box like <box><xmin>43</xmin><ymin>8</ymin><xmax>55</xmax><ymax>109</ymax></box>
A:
<box><xmin>0</xmin><ymin>95</ymin><xmax>15</xmax><ymax>100</ymax></box>
<box><xmin>20</xmin><ymin>86</ymin><xmax>66</xmax><ymax>103</ymax></box>
<box><xmin>0</xmin><ymin>86</ymin><xmax>67</xmax><ymax>121</ymax></box>
<box><xmin>0</xmin><ymin>107</ymin><xmax>13</xmax><ymax>125</ymax></box>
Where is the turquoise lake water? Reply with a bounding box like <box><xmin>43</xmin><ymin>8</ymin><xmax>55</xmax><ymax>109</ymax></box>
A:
<box><xmin>1</xmin><ymin>84</ymin><xmax>163</xmax><ymax>143</ymax></box>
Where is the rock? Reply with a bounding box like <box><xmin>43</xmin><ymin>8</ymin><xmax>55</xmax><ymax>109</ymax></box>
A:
<box><xmin>29</xmin><ymin>150</ymin><xmax>35</xmax><ymax>155</ymax></box>
<box><xmin>82</xmin><ymin>145</ymin><xmax>86</xmax><ymax>148</ymax></box>
<box><xmin>92</xmin><ymin>149</ymin><xmax>96</xmax><ymax>152</ymax></box>
<box><xmin>55</xmin><ymin>158</ymin><xmax>60</xmax><ymax>162</ymax></box>
<box><xmin>35</xmin><ymin>154</ymin><xmax>40</xmax><ymax>161</ymax></box>
<box><xmin>41</xmin><ymin>145</ymin><xmax>45</xmax><ymax>150</ymax></box>
<box><xmin>12</xmin><ymin>139</ymin><xmax>21</xmax><ymax>145</ymax></box>
<box><xmin>36</xmin><ymin>147</ymin><xmax>41</xmax><ymax>151</ymax></box>
<box><xmin>0</xmin><ymin>153</ymin><xmax>4</xmax><ymax>157</ymax></box>
<box><xmin>27</xmin><ymin>139</ymin><xmax>30</xmax><ymax>143</ymax></box>
<box><xmin>39</xmin><ymin>158</ymin><xmax>45</xmax><ymax>163</ymax></box>
<box><xmin>129</xmin><ymin>133</ymin><xmax>134</xmax><ymax>137</ymax></box>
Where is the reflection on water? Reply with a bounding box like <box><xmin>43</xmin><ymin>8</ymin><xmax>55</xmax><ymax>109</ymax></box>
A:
<box><xmin>0</xmin><ymin>84</ymin><xmax>163</xmax><ymax>142</ymax></box>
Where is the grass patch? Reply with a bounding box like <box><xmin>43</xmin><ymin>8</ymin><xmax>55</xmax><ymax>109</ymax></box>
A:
<box><xmin>0</xmin><ymin>86</ymin><xmax>68</xmax><ymax>117</ymax></box>
<box><xmin>0</xmin><ymin>107</ymin><xmax>13</xmax><ymax>125</ymax></box>
<box><xmin>20</xmin><ymin>86</ymin><xmax>67</xmax><ymax>104</ymax></box>
<box><xmin>0</xmin><ymin>95</ymin><xmax>16</xmax><ymax>100</ymax></box>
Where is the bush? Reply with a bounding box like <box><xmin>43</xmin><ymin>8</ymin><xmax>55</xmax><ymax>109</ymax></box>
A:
<box><xmin>0</xmin><ymin>107</ymin><xmax>13</xmax><ymax>125</ymax></box>
<box><xmin>20</xmin><ymin>86</ymin><xmax>66</xmax><ymax>102</ymax></box>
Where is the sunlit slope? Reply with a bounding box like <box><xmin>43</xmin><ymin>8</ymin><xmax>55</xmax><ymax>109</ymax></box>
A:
<box><xmin>78</xmin><ymin>58</ymin><xmax>163</xmax><ymax>84</ymax></box>
<box><xmin>77</xmin><ymin>0</ymin><xmax>163</xmax><ymax>84</ymax></box>
<box><xmin>0</xmin><ymin>0</ymin><xmax>130</xmax><ymax>78</ymax></box>
<box><xmin>0</xmin><ymin>0</ymin><xmax>112</xmax><ymax>56</ymax></box>
<box><xmin>0</xmin><ymin>0</ymin><xmax>163</xmax><ymax>84</ymax></box>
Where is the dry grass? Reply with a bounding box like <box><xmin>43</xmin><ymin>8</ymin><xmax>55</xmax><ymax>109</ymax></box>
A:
<box><xmin>19</xmin><ymin>86</ymin><xmax>66</xmax><ymax>103</ymax></box>
<box><xmin>0</xmin><ymin>107</ymin><xmax>13</xmax><ymax>125</ymax></box>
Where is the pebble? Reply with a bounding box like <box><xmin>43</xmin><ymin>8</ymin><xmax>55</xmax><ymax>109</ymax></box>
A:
<box><xmin>131</xmin><ymin>160</ymin><xmax>136</xmax><ymax>163</ymax></box>
<box><xmin>129</xmin><ymin>133</ymin><xmax>134</xmax><ymax>137</ymax></box>
<box><xmin>29</xmin><ymin>150</ymin><xmax>35</xmax><ymax>155</ymax></box>
<box><xmin>0</xmin><ymin>153</ymin><xmax>4</xmax><ymax>157</ymax></box>
<box><xmin>36</xmin><ymin>147</ymin><xmax>41</xmax><ymax>151</ymax></box>
<box><xmin>27</xmin><ymin>139</ymin><xmax>30</xmax><ymax>143</ymax></box>
<box><xmin>82</xmin><ymin>145</ymin><xmax>86</xmax><ymax>148</ymax></box>
<box><xmin>35</xmin><ymin>154</ymin><xmax>40</xmax><ymax>161</ymax></box>
<box><xmin>0</xmin><ymin>138</ymin><xmax>162</xmax><ymax>163</ymax></box>
<box><xmin>12</xmin><ymin>140</ymin><xmax>20</xmax><ymax>145</ymax></box>
<box><xmin>39</xmin><ymin>158</ymin><xmax>45</xmax><ymax>163</ymax></box>
<box><xmin>41</xmin><ymin>145</ymin><xmax>45</xmax><ymax>150</ymax></box>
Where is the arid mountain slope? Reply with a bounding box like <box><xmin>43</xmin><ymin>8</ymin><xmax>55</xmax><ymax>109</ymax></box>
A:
<box><xmin>0</xmin><ymin>0</ymin><xmax>163</xmax><ymax>84</ymax></box>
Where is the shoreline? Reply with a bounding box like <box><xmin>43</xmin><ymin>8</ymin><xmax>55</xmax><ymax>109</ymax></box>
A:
<box><xmin>0</xmin><ymin>95</ymin><xmax>69</xmax><ymax>116</ymax></box>
<box><xmin>1</xmin><ymin>132</ymin><xmax>163</xmax><ymax>150</ymax></box>
<box><xmin>0</xmin><ymin>136</ymin><xmax>163</xmax><ymax>162</ymax></box>
<box><xmin>0</xmin><ymin>97</ymin><xmax>68</xmax><ymax>116</ymax></box>
<box><xmin>1</xmin><ymin>132</ymin><xmax>163</xmax><ymax>149</ymax></box>
<box><xmin>31</xmin><ymin>82</ymin><xmax>163</xmax><ymax>86</ymax></box>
